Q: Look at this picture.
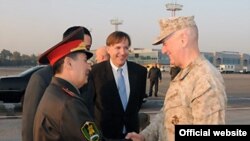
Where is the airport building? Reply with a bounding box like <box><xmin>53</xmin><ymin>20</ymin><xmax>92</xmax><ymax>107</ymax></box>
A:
<box><xmin>91</xmin><ymin>48</ymin><xmax>250</xmax><ymax>73</ymax></box>
<box><xmin>203</xmin><ymin>51</ymin><xmax>250</xmax><ymax>73</ymax></box>
<box><xmin>128</xmin><ymin>48</ymin><xmax>170</xmax><ymax>71</ymax></box>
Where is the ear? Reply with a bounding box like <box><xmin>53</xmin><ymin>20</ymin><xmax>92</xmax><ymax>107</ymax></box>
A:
<box><xmin>106</xmin><ymin>46</ymin><xmax>111</xmax><ymax>54</ymax></box>
<box><xmin>64</xmin><ymin>57</ymin><xmax>72</xmax><ymax>69</ymax></box>
<box><xmin>180</xmin><ymin>32</ymin><xmax>188</xmax><ymax>48</ymax></box>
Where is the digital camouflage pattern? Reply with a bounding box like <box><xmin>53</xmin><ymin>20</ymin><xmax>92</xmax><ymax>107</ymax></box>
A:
<box><xmin>141</xmin><ymin>55</ymin><xmax>227</xmax><ymax>141</ymax></box>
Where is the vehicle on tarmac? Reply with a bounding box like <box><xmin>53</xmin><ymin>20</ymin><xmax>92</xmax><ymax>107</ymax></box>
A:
<box><xmin>219</xmin><ymin>64</ymin><xmax>235</xmax><ymax>73</ymax></box>
<box><xmin>0</xmin><ymin>65</ymin><xmax>46</xmax><ymax>105</ymax></box>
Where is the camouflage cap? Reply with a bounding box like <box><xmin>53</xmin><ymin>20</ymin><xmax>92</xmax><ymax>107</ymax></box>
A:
<box><xmin>152</xmin><ymin>16</ymin><xmax>196</xmax><ymax>45</ymax></box>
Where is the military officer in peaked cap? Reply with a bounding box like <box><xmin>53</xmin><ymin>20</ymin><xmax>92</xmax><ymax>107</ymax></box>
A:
<box><xmin>22</xmin><ymin>26</ymin><xmax>94</xmax><ymax>141</ymax></box>
<box><xmin>33</xmin><ymin>27</ymin><xmax>102</xmax><ymax>141</ymax></box>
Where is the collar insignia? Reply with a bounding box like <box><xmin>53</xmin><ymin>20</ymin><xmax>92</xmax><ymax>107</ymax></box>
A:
<box><xmin>62</xmin><ymin>87</ymin><xmax>75</xmax><ymax>97</ymax></box>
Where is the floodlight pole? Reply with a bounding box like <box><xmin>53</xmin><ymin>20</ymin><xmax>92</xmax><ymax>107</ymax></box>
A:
<box><xmin>166</xmin><ymin>2</ymin><xmax>183</xmax><ymax>17</ymax></box>
<box><xmin>110</xmin><ymin>18</ymin><xmax>123</xmax><ymax>31</ymax></box>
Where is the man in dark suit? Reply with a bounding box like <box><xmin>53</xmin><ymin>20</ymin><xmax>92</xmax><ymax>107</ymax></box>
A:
<box><xmin>148</xmin><ymin>63</ymin><xmax>162</xmax><ymax>97</ymax></box>
<box><xmin>89</xmin><ymin>31</ymin><xmax>147</xmax><ymax>139</ymax></box>
<box><xmin>22</xmin><ymin>26</ymin><xmax>93</xmax><ymax>141</ymax></box>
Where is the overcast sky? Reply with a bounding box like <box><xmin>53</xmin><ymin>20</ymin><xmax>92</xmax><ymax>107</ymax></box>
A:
<box><xmin>1</xmin><ymin>0</ymin><xmax>250</xmax><ymax>55</ymax></box>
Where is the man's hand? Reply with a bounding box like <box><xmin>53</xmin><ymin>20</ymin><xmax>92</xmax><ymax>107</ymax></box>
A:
<box><xmin>125</xmin><ymin>132</ymin><xmax>145</xmax><ymax>141</ymax></box>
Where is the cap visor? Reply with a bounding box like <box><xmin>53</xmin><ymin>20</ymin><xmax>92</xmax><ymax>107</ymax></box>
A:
<box><xmin>86</xmin><ymin>52</ymin><xmax>93</xmax><ymax>60</ymax></box>
<box><xmin>152</xmin><ymin>39</ymin><xmax>162</xmax><ymax>45</ymax></box>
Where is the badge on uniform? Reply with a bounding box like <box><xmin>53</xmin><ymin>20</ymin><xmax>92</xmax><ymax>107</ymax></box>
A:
<box><xmin>81</xmin><ymin>121</ymin><xmax>100</xmax><ymax>141</ymax></box>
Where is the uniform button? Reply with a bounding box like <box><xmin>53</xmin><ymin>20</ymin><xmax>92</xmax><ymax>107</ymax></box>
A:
<box><xmin>171</xmin><ymin>115</ymin><xmax>179</xmax><ymax>124</ymax></box>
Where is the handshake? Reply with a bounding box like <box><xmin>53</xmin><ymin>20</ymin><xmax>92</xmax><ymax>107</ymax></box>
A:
<box><xmin>124</xmin><ymin>132</ymin><xmax>145</xmax><ymax>141</ymax></box>
<box><xmin>105</xmin><ymin>132</ymin><xmax>144</xmax><ymax>141</ymax></box>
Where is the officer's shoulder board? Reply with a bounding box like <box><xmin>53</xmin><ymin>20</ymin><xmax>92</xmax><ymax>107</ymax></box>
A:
<box><xmin>62</xmin><ymin>87</ymin><xmax>75</xmax><ymax>97</ymax></box>
<box><xmin>81</xmin><ymin>121</ymin><xmax>100</xmax><ymax>141</ymax></box>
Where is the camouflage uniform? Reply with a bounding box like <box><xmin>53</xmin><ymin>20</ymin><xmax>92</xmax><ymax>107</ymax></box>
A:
<box><xmin>141</xmin><ymin>55</ymin><xmax>227</xmax><ymax>141</ymax></box>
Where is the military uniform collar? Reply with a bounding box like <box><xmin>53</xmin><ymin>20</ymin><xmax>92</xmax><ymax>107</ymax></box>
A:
<box><xmin>173</xmin><ymin>54</ymin><xmax>204</xmax><ymax>81</ymax></box>
<box><xmin>52</xmin><ymin>77</ymin><xmax>81</xmax><ymax>97</ymax></box>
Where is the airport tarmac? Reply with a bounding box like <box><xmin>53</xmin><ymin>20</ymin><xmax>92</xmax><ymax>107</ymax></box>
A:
<box><xmin>1</xmin><ymin>72</ymin><xmax>250</xmax><ymax>141</ymax></box>
<box><xmin>140</xmin><ymin>97</ymin><xmax>250</xmax><ymax>124</ymax></box>
<box><xmin>0</xmin><ymin>99</ymin><xmax>250</xmax><ymax>141</ymax></box>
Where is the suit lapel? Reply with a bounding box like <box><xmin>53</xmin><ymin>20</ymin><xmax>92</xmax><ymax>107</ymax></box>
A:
<box><xmin>105</xmin><ymin>62</ymin><xmax>125</xmax><ymax>110</ymax></box>
<box><xmin>127</xmin><ymin>62</ymin><xmax>137</xmax><ymax>110</ymax></box>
